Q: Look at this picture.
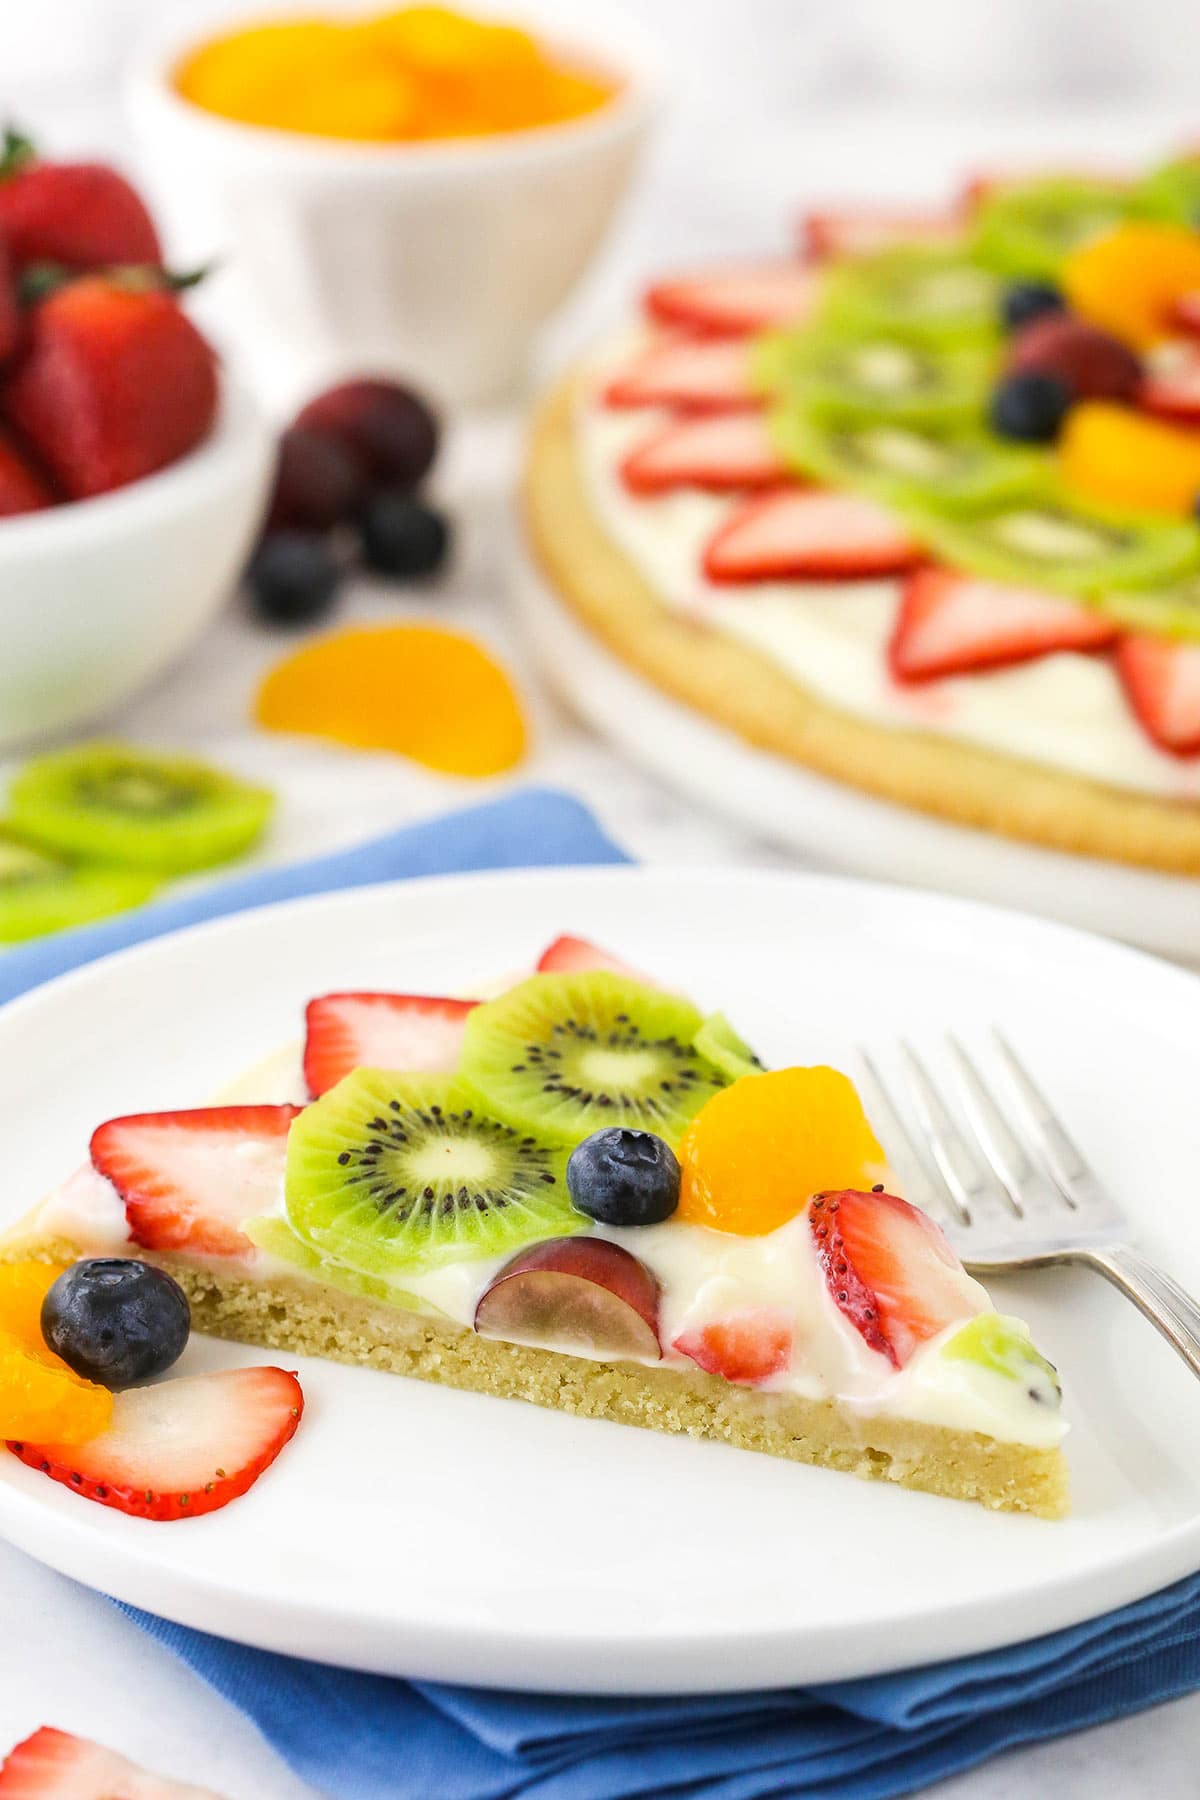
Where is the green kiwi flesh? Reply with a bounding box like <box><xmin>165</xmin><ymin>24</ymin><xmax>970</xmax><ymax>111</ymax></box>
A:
<box><xmin>765</xmin><ymin>326</ymin><xmax>995</xmax><ymax>428</ymax></box>
<box><xmin>771</xmin><ymin>406</ymin><xmax>1045</xmax><ymax>512</ymax></box>
<box><xmin>243</xmin><ymin>1213</ymin><xmax>437</xmax><ymax>1312</ymax></box>
<box><xmin>1091</xmin><ymin>571</ymin><xmax>1200</xmax><ymax>644</ymax></box>
<box><xmin>971</xmin><ymin>176</ymin><xmax>1135</xmax><ymax>279</ymax></box>
<box><xmin>692</xmin><ymin>1013</ymin><xmax>765</xmax><ymax>1082</ymax></box>
<box><xmin>459</xmin><ymin>971</ymin><xmax>727</xmax><ymax>1146</ymax></box>
<box><xmin>821</xmin><ymin>248</ymin><xmax>1002</xmax><ymax>347</ymax></box>
<box><xmin>0</xmin><ymin>827</ymin><xmax>160</xmax><ymax>943</ymax></box>
<box><xmin>284</xmin><ymin>1070</ymin><xmax>580</xmax><ymax>1277</ymax></box>
<box><xmin>8</xmin><ymin>742</ymin><xmax>274</xmax><ymax>873</ymax></box>
<box><xmin>910</xmin><ymin>491</ymin><xmax>1200</xmax><ymax>596</ymax></box>
<box><xmin>1138</xmin><ymin>157</ymin><xmax>1200</xmax><ymax>226</ymax></box>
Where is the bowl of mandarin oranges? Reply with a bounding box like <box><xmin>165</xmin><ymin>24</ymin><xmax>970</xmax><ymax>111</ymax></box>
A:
<box><xmin>128</xmin><ymin>3</ymin><xmax>662</xmax><ymax>403</ymax></box>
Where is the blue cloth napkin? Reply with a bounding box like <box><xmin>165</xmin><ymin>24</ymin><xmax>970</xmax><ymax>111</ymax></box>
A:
<box><xmin>5</xmin><ymin>787</ymin><xmax>1198</xmax><ymax>1799</ymax></box>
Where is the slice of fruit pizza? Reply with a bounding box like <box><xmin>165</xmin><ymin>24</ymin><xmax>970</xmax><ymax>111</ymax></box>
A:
<box><xmin>2</xmin><ymin>939</ymin><xmax>1067</xmax><ymax>1518</ymax></box>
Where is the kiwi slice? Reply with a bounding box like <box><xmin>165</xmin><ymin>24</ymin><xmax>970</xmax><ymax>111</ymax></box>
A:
<box><xmin>243</xmin><ymin>1213</ymin><xmax>436</xmax><ymax>1312</ymax></box>
<box><xmin>771</xmin><ymin>405</ymin><xmax>1045</xmax><ymax>512</ymax></box>
<box><xmin>1092</xmin><ymin>570</ymin><xmax>1200</xmax><ymax>644</ymax></box>
<box><xmin>910</xmin><ymin>488</ymin><xmax>1200</xmax><ymax>596</ymax></box>
<box><xmin>821</xmin><ymin>248</ymin><xmax>1003</xmax><ymax>347</ymax></box>
<box><xmin>692</xmin><ymin>1013</ymin><xmax>764</xmax><ymax>1082</ymax></box>
<box><xmin>766</xmin><ymin>325</ymin><xmax>995</xmax><ymax>428</ymax></box>
<box><xmin>971</xmin><ymin>176</ymin><xmax>1134</xmax><ymax>279</ymax></box>
<box><xmin>1138</xmin><ymin>156</ymin><xmax>1200</xmax><ymax>227</ymax></box>
<box><xmin>284</xmin><ymin>1070</ymin><xmax>580</xmax><ymax>1277</ymax></box>
<box><xmin>0</xmin><ymin>826</ymin><xmax>160</xmax><ymax>943</ymax></box>
<box><xmin>8</xmin><ymin>742</ymin><xmax>274</xmax><ymax>874</ymax></box>
<box><xmin>459</xmin><ymin>970</ymin><xmax>727</xmax><ymax>1147</ymax></box>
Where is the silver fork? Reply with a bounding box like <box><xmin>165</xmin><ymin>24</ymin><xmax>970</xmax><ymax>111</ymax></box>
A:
<box><xmin>858</xmin><ymin>1030</ymin><xmax>1200</xmax><ymax>1380</ymax></box>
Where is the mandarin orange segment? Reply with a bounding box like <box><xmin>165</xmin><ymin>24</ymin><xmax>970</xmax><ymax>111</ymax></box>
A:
<box><xmin>677</xmin><ymin>1067</ymin><xmax>888</xmax><ymax>1236</ymax></box>
<box><xmin>0</xmin><ymin>1263</ymin><xmax>113</xmax><ymax>1445</ymax></box>
<box><xmin>0</xmin><ymin>1261</ymin><xmax>68</xmax><ymax>1356</ymax></box>
<box><xmin>0</xmin><ymin>1336</ymin><xmax>113</xmax><ymax>1445</ymax></box>
<box><xmin>254</xmin><ymin>624</ymin><xmax>527</xmax><ymax>776</ymax></box>
<box><xmin>1059</xmin><ymin>401</ymin><xmax>1200</xmax><ymax>514</ymax></box>
<box><xmin>1063</xmin><ymin>224</ymin><xmax>1200</xmax><ymax>349</ymax></box>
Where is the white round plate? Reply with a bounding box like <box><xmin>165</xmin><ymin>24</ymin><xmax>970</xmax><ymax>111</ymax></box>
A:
<box><xmin>1</xmin><ymin>866</ymin><xmax>1200</xmax><ymax>1693</ymax></box>
<box><xmin>513</xmin><ymin>547</ymin><xmax>1200</xmax><ymax>965</ymax></box>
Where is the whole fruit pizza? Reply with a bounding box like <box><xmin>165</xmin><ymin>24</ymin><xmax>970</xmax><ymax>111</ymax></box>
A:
<box><xmin>522</xmin><ymin>149</ymin><xmax>1200</xmax><ymax>873</ymax></box>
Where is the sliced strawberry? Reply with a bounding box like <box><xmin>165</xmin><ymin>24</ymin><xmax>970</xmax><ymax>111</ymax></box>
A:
<box><xmin>801</xmin><ymin>205</ymin><xmax>963</xmax><ymax>262</ymax></box>
<box><xmin>535</xmin><ymin>934</ymin><xmax>648</xmax><ymax>979</ymax></box>
<box><xmin>90</xmin><ymin>1105</ymin><xmax>300</xmax><ymax>1258</ymax></box>
<box><xmin>703</xmin><ymin>487</ymin><xmax>921</xmax><ymax>583</ymax></box>
<box><xmin>889</xmin><ymin>568</ymin><xmax>1116</xmax><ymax>683</ymax></box>
<box><xmin>672</xmin><ymin>1311</ymin><xmax>793</xmax><ymax>1385</ymax></box>
<box><xmin>8</xmin><ymin>1365</ymin><xmax>303</xmax><ymax>1521</ymax></box>
<box><xmin>303</xmin><ymin>992</ymin><xmax>477</xmax><ymax>1098</ymax></box>
<box><xmin>1138</xmin><ymin>342</ymin><xmax>1200</xmax><ymax>423</ymax></box>
<box><xmin>602</xmin><ymin>335</ymin><xmax>757</xmax><ymax>413</ymax></box>
<box><xmin>620</xmin><ymin>413</ymin><xmax>785</xmax><ymax>496</ymax></box>
<box><xmin>808</xmin><ymin>1190</ymin><xmax>978</xmax><ymax>1368</ymax></box>
<box><xmin>0</xmin><ymin>1725</ymin><xmax>222</xmax><ymax>1797</ymax></box>
<box><xmin>644</xmin><ymin>263</ymin><xmax>818</xmax><ymax>336</ymax></box>
<box><xmin>1115</xmin><ymin>634</ymin><xmax>1200</xmax><ymax>756</ymax></box>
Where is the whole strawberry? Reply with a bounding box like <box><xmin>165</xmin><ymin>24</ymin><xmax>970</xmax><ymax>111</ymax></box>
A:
<box><xmin>0</xmin><ymin>426</ymin><xmax>54</xmax><ymax>516</ymax></box>
<box><xmin>0</xmin><ymin>237</ymin><xmax>18</xmax><ymax>366</ymax></box>
<box><xmin>0</xmin><ymin>127</ymin><xmax>161</xmax><ymax>273</ymax></box>
<box><xmin>3</xmin><ymin>270</ymin><xmax>218</xmax><ymax>499</ymax></box>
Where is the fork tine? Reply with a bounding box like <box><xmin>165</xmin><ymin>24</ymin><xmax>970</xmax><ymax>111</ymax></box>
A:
<box><xmin>897</xmin><ymin>1040</ymin><xmax>1016</xmax><ymax>1223</ymax></box>
<box><xmin>856</xmin><ymin>1047</ymin><xmax>967</xmax><ymax>1224</ymax></box>
<box><xmin>991</xmin><ymin>1028</ymin><xmax>1087</xmax><ymax>1201</ymax></box>
<box><xmin>946</xmin><ymin>1035</ymin><xmax>1082</xmax><ymax>1220</ymax></box>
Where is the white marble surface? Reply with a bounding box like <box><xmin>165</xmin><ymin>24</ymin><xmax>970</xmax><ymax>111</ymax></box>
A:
<box><xmin>5</xmin><ymin>17</ymin><xmax>1200</xmax><ymax>1796</ymax></box>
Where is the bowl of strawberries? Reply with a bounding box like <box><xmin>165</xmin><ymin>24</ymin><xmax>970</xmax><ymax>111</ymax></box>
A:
<box><xmin>0</xmin><ymin>129</ymin><xmax>272</xmax><ymax>749</ymax></box>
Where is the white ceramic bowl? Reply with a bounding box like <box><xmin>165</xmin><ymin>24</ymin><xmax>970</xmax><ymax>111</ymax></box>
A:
<box><xmin>125</xmin><ymin>3</ymin><xmax>662</xmax><ymax>405</ymax></box>
<box><xmin>0</xmin><ymin>377</ymin><xmax>273</xmax><ymax>750</ymax></box>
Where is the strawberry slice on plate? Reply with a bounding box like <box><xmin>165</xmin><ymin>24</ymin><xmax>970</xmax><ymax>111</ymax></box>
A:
<box><xmin>303</xmin><ymin>992</ymin><xmax>477</xmax><ymax>1098</ymax></box>
<box><xmin>809</xmin><ymin>1189</ymin><xmax>978</xmax><ymax>1367</ymax></box>
<box><xmin>8</xmin><ymin>1365</ymin><xmax>304</xmax><ymax>1521</ymax></box>
<box><xmin>703</xmin><ymin>488</ymin><xmax>921</xmax><ymax>583</ymax></box>
<box><xmin>602</xmin><ymin>335</ymin><xmax>758</xmax><ymax>413</ymax></box>
<box><xmin>619</xmin><ymin>413</ymin><xmax>786</xmax><ymax>496</ymax></box>
<box><xmin>536</xmin><ymin>934</ymin><xmax>647</xmax><ymax>979</ymax></box>
<box><xmin>644</xmin><ymin>263</ymin><xmax>819</xmax><ymax>336</ymax></box>
<box><xmin>672</xmin><ymin>1311</ymin><xmax>793</xmax><ymax>1385</ymax></box>
<box><xmin>90</xmin><ymin>1105</ymin><xmax>300</xmax><ymax>1258</ymax></box>
<box><xmin>1115</xmin><ymin>633</ymin><xmax>1200</xmax><ymax>755</ymax></box>
<box><xmin>0</xmin><ymin>1725</ymin><xmax>224</xmax><ymax>1797</ymax></box>
<box><xmin>889</xmin><ymin>567</ymin><xmax>1116</xmax><ymax>682</ymax></box>
<box><xmin>1138</xmin><ymin>342</ymin><xmax>1200</xmax><ymax>423</ymax></box>
<box><xmin>801</xmin><ymin>204</ymin><xmax>963</xmax><ymax>261</ymax></box>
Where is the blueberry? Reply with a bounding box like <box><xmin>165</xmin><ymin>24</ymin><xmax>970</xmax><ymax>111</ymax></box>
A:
<box><xmin>566</xmin><ymin>1128</ymin><xmax>680</xmax><ymax>1227</ymax></box>
<box><xmin>248</xmin><ymin>530</ymin><xmax>342</xmax><ymax>625</ymax></box>
<box><xmin>42</xmin><ymin>1258</ymin><xmax>190</xmax><ymax>1389</ymax></box>
<box><xmin>1001</xmin><ymin>280</ymin><xmax>1066</xmax><ymax>333</ymax></box>
<box><xmin>989</xmin><ymin>370</ymin><xmax>1073</xmax><ymax>442</ymax></box>
<box><xmin>359</xmin><ymin>493</ymin><xmax>450</xmax><ymax>580</ymax></box>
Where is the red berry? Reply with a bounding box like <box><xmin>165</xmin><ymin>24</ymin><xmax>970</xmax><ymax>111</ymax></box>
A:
<box><xmin>2</xmin><ymin>273</ymin><xmax>217</xmax><ymax>500</ymax></box>
<box><xmin>267</xmin><ymin>425</ymin><xmax>365</xmax><ymax>530</ymax></box>
<box><xmin>303</xmin><ymin>991</ymin><xmax>478</xmax><ymax>1097</ymax></box>
<box><xmin>296</xmin><ymin>378</ymin><xmax>438</xmax><ymax>488</ymax></box>
<box><xmin>1006</xmin><ymin>314</ymin><xmax>1142</xmax><ymax>403</ymax></box>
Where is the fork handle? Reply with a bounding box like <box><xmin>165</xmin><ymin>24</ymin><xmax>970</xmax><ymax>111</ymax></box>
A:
<box><xmin>1084</xmin><ymin>1247</ymin><xmax>1200</xmax><ymax>1380</ymax></box>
